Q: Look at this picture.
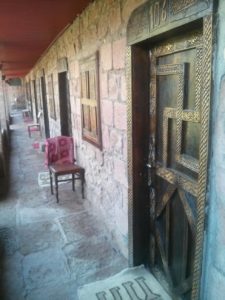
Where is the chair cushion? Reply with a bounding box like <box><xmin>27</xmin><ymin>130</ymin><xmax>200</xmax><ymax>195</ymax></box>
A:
<box><xmin>29</xmin><ymin>126</ymin><xmax>40</xmax><ymax>132</ymax></box>
<box><xmin>49</xmin><ymin>163</ymin><xmax>84</xmax><ymax>176</ymax></box>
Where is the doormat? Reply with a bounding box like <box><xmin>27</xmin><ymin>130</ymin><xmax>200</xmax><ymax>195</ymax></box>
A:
<box><xmin>38</xmin><ymin>171</ymin><xmax>72</xmax><ymax>187</ymax></box>
<box><xmin>78</xmin><ymin>265</ymin><xmax>171</xmax><ymax>300</ymax></box>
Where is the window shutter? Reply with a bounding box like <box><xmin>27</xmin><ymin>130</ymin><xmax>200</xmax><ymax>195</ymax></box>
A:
<box><xmin>80</xmin><ymin>52</ymin><xmax>102</xmax><ymax>149</ymax></box>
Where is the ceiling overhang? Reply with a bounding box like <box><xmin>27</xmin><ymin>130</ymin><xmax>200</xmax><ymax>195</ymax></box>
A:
<box><xmin>0</xmin><ymin>0</ymin><xmax>92</xmax><ymax>80</ymax></box>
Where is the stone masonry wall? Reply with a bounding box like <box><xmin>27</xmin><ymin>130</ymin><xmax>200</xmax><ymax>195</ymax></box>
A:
<box><xmin>0</xmin><ymin>76</ymin><xmax>12</xmax><ymax>131</ymax></box>
<box><xmin>26</xmin><ymin>0</ymin><xmax>147</xmax><ymax>257</ymax></box>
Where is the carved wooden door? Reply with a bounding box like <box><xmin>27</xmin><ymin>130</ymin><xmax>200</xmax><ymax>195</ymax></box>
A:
<box><xmin>148</xmin><ymin>30</ymin><xmax>204</xmax><ymax>299</ymax></box>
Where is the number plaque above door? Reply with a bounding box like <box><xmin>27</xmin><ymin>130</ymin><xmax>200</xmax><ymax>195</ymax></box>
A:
<box><xmin>127</xmin><ymin>0</ymin><xmax>213</xmax><ymax>45</ymax></box>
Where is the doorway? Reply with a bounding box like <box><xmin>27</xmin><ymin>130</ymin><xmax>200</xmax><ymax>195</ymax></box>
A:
<box><xmin>41</xmin><ymin>76</ymin><xmax>50</xmax><ymax>138</ymax></box>
<box><xmin>32</xmin><ymin>80</ymin><xmax>38</xmax><ymax>121</ymax></box>
<box><xmin>129</xmin><ymin>19</ymin><xmax>212</xmax><ymax>299</ymax></box>
<box><xmin>58</xmin><ymin>72</ymin><xmax>72</xmax><ymax>136</ymax></box>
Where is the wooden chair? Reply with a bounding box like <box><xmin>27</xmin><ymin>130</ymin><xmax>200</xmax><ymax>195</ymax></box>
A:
<box><xmin>22</xmin><ymin>109</ymin><xmax>32</xmax><ymax>122</ymax></box>
<box><xmin>27</xmin><ymin>111</ymin><xmax>42</xmax><ymax>138</ymax></box>
<box><xmin>45</xmin><ymin>136</ymin><xmax>85</xmax><ymax>202</ymax></box>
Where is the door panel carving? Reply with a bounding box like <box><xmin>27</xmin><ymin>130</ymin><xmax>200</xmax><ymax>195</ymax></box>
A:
<box><xmin>148</xmin><ymin>30</ymin><xmax>204</xmax><ymax>298</ymax></box>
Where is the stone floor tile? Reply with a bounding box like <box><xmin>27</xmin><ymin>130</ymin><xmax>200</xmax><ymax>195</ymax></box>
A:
<box><xmin>17</xmin><ymin>189</ymin><xmax>51</xmax><ymax>208</ymax></box>
<box><xmin>54</xmin><ymin>196</ymin><xmax>85</xmax><ymax>214</ymax></box>
<box><xmin>25</xmin><ymin>280</ymin><xmax>78</xmax><ymax>300</ymax></box>
<box><xmin>0</xmin><ymin>226</ymin><xmax>19</xmax><ymax>257</ymax></box>
<box><xmin>58</xmin><ymin>211</ymin><xmax>105</xmax><ymax>243</ymax></box>
<box><xmin>17</xmin><ymin>206</ymin><xmax>61</xmax><ymax>225</ymax></box>
<box><xmin>0</xmin><ymin>206</ymin><xmax>17</xmax><ymax>227</ymax></box>
<box><xmin>0</xmin><ymin>251</ymin><xmax>25</xmax><ymax>300</ymax></box>
<box><xmin>63</xmin><ymin>235</ymin><xmax>127</xmax><ymax>285</ymax></box>
<box><xmin>18</xmin><ymin>220</ymin><xmax>64</xmax><ymax>255</ymax></box>
<box><xmin>22</xmin><ymin>248</ymin><xmax>70</xmax><ymax>291</ymax></box>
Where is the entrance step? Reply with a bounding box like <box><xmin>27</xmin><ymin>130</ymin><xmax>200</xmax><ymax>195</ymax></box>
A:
<box><xmin>78</xmin><ymin>265</ymin><xmax>172</xmax><ymax>300</ymax></box>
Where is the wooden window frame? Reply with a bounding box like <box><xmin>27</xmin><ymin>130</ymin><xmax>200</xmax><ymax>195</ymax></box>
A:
<box><xmin>80</xmin><ymin>52</ymin><xmax>102</xmax><ymax>149</ymax></box>
<box><xmin>47</xmin><ymin>74</ymin><xmax>56</xmax><ymax>120</ymax></box>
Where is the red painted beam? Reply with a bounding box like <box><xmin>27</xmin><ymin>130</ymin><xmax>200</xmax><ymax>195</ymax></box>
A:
<box><xmin>0</xmin><ymin>0</ymin><xmax>91</xmax><ymax>78</ymax></box>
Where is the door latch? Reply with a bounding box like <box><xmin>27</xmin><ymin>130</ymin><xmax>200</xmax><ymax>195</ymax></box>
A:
<box><xmin>146</xmin><ymin>163</ymin><xmax>152</xmax><ymax>169</ymax></box>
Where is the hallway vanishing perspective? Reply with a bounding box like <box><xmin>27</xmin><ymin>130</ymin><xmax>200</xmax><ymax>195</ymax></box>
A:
<box><xmin>0</xmin><ymin>111</ymin><xmax>127</xmax><ymax>300</ymax></box>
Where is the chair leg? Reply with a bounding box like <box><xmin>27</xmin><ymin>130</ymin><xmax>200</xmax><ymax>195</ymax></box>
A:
<box><xmin>81</xmin><ymin>170</ymin><xmax>84</xmax><ymax>199</ymax></box>
<box><xmin>55</xmin><ymin>174</ymin><xmax>59</xmax><ymax>203</ymax></box>
<box><xmin>49</xmin><ymin>170</ymin><xmax>53</xmax><ymax>194</ymax></box>
<box><xmin>72</xmin><ymin>174</ymin><xmax>75</xmax><ymax>191</ymax></box>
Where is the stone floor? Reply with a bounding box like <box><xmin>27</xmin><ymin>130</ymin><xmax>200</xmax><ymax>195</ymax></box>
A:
<box><xmin>0</xmin><ymin>111</ymin><xmax>128</xmax><ymax>300</ymax></box>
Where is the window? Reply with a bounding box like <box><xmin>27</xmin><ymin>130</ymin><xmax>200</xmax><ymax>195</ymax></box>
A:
<box><xmin>47</xmin><ymin>74</ymin><xmax>56</xmax><ymax>120</ymax></box>
<box><xmin>80</xmin><ymin>52</ymin><xmax>102</xmax><ymax>149</ymax></box>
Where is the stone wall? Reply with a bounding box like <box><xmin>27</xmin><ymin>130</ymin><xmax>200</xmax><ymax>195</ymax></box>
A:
<box><xmin>26</xmin><ymin>0</ymin><xmax>147</xmax><ymax>257</ymax></box>
<box><xmin>0</xmin><ymin>75</ymin><xmax>12</xmax><ymax>131</ymax></box>
<box><xmin>201</xmin><ymin>0</ymin><xmax>225</xmax><ymax>298</ymax></box>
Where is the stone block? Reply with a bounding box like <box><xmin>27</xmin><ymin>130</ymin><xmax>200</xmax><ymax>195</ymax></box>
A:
<box><xmin>114</xmin><ymin>158</ymin><xmax>128</xmax><ymax>187</ymax></box>
<box><xmin>68</xmin><ymin>60</ymin><xmax>76</xmax><ymax>79</ymax></box>
<box><xmin>109</xmin><ymin>0</ymin><xmax>122</xmax><ymax>35</ymax></box>
<box><xmin>100</xmin><ymin>72</ymin><xmax>108</xmax><ymax>99</ymax></box>
<box><xmin>75</xmin><ymin>97</ymin><xmax>81</xmax><ymax>116</ymax></box>
<box><xmin>101</xmin><ymin>100</ymin><xmax>113</xmax><ymax>126</ymax></box>
<box><xmin>70</xmin><ymin>96</ymin><xmax>76</xmax><ymax>114</ymax></box>
<box><xmin>110</xmin><ymin>129</ymin><xmax>123</xmax><ymax>153</ymax></box>
<box><xmin>108</xmin><ymin>72</ymin><xmax>121</xmax><ymax>100</ymax></box>
<box><xmin>121</xmin><ymin>73</ymin><xmax>127</xmax><ymax>102</ymax></box>
<box><xmin>102</xmin><ymin>126</ymin><xmax>110</xmax><ymax>149</ymax></box>
<box><xmin>100</xmin><ymin>43</ymin><xmax>112</xmax><ymax>71</ymax></box>
<box><xmin>121</xmin><ymin>0</ymin><xmax>147</xmax><ymax>23</ymax></box>
<box><xmin>97</xmin><ymin>4</ymin><xmax>109</xmax><ymax>40</ymax></box>
<box><xmin>113</xmin><ymin>38</ymin><xmax>126</xmax><ymax>70</ymax></box>
<box><xmin>96</xmin><ymin>150</ymin><xmax>104</xmax><ymax>166</ymax></box>
<box><xmin>114</xmin><ymin>102</ymin><xmax>127</xmax><ymax>130</ymax></box>
<box><xmin>74</xmin><ymin>60</ymin><xmax>80</xmax><ymax>79</ymax></box>
<box><xmin>123</xmin><ymin>133</ymin><xmax>128</xmax><ymax>160</ymax></box>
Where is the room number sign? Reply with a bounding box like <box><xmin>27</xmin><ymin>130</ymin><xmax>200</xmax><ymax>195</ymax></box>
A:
<box><xmin>127</xmin><ymin>0</ymin><xmax>212</xmax><ymax>45</ymax></box>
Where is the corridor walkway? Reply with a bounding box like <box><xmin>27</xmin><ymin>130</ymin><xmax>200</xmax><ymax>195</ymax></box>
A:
<box><xmin>0</xmin><ymin>111</ymin><xmax>127</xmax><ymax>300</ymax></box>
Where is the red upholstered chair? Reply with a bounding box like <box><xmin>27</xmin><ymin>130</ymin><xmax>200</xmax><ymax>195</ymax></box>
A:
<box><xmin>45</xmin><ymin>136</ymin><xmax>85</xmax><ymax>202</ymax></box>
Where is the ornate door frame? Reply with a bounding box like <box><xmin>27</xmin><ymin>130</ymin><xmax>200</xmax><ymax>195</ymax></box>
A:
<box><xmin>126</xmin><ymin>13</ymin><xmax>213</xmax><ymax>300</ymax></box>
